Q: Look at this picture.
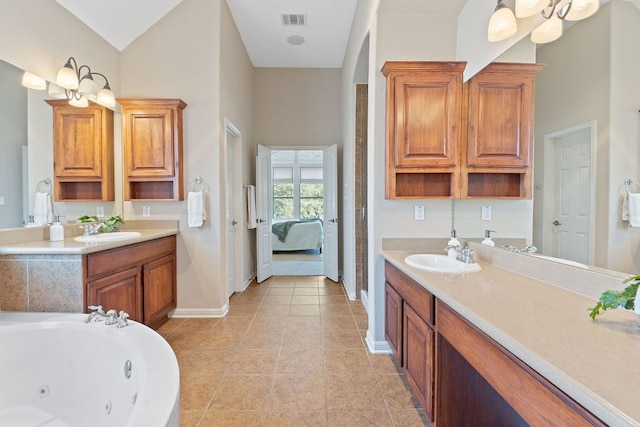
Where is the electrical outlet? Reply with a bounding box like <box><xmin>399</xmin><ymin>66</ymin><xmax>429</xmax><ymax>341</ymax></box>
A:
<box><xmin>0</xmin><ymin>196</ymin><xmax>4</xmax><ymax>206</ymax></box>
<box><xmin>415</xmin><ymin>205</ymin><xmax>425</xmax><ymax>221</ymax></box>
<box><xmin>96</xmin><ymin>206</ymin><xmax>104</xmax><ymax>218</ymax></box>
<box><xmin>143</xmin><ymin>206</ymin><xmax>151</xmax><ymax>217</ymax></box>
<box><xmin>481</xmin><ymin>205</ymin><xmax>492</xmax><ymax>221</ymax></box>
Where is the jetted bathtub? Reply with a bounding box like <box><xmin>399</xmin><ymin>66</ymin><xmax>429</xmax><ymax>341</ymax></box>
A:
<box><xmin>0</xmin><ymin>312</ymin><xmax>179</xmax><ymax>427</ymax></box>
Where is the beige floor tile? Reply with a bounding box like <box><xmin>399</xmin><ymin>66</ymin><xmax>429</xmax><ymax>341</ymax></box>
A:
<box><xmin>227</xmin><ymin>348</ymin><xmax>279</xmax><ymax>374</ymax></box>
<box><xmin>320</xmin><ymin>303</ymin><xmax>353</xmax><ymax>316</ymax></box>
<box><xmin>353</xmin><ymin>314</ymin><xmax>369</xmax><ymax>329</ymax></box>
<box><xmin>293</xmin><ymin>287</ymin><xmax>319</xmax><ymax>296</ymax></box>
<box><xmin>256</xmin><ymin>304</ymin><xmax>291</xmax><ymax>316</ymax></box>
<box><xmin>327</xmin><ymin>410</ymin><xmax>393</xmax><ymax>426</ymax></box>
<box><xmin>291</xmin><ymin>295</ymin><xmax>320</xmax><ymax>304</ymax></box>
<box><xmin>181</xmin><ymin>346</ymin><xmax>236</xmax><ymax>376</ymax></box>
<box><xmin>349</xmin><ymin>303</ymin><xmax>368</xmax><ymax>316</ymax></box>
<box><xmin>285</xmin><ymin>316</ymin><xmax>322</xmax><ymax>331</ymax></box>
<box><xmin>262</xmin><ymin>295</ymin><xmax>293</xmax><ymax>305</ymax></box>
<box><xmin>318</xmin><ymin>286</ymin><xmax>345</xmax><ymax>295</ymax></box>
<box><xmin>156</xmin><ymin>317</ymin><xmax>185</xmax><ymax>334</ymax></box>
<box><xmin>277</xmin><ymin>348</ymin><xmax>325</xmax><ymax>374</ymax></box>
<box><xmin>319</xmin><ymin>295</ymin><xmax>348</xmax><ymax>304</ymax></box>
<box><xmin>264</xmin><ymin>411</ymin><xmax>328</xmax><ymax>427</ymax></box>
<box><xmin>294</xmin><ymin>281</ymin><xmax>321</xmax><ymax>288</ymax></box>
<box><xmin>288</xmin><ymin>304</ymin><xmax>321</xmax><ymax>316</ymax></box>
<box><xmin>323</xmin><ymin>329</ymin><xmax>364</xmax><ymax>348</ymax></box>
<box><xmin>388</xmin><ymin>409</ymin><xmax>431</xmax><ymax>426</ymax></box>
<box><xmin>269</xmin><ymin>375</ymin><xmax>327</xmax><ymax>410</ymax></box>
<box><xmin>324</xmin><ymin>347</ymin><xmax>373</xmax><ymax>374</ymax></box>
<box><xmin>326</xmin><ymin>374</ymin><xmax>386</xmax><ymax>410</ymax></box>
<box><xmin>377</xmin><ymin>374</ymin><xmax>421</xmax><ymax>409</ymax></box>
<box><xmin>239</xmin><ymin>331</ymin><xmax>284</xmax><ymax>349</ymax></box>
<box><xmin>198</xmin><ymin>329</ymin><xmax>245</xmax><ymax>350</ymax></box>
<box><xmin>281</xmin><ymin>328</ymin><xmax>324</xmax><ymax>349</ymax></box>
<box><xmin>179</xmin><ymin>409</ymin><xmax>203</xmax><ymax>426</ymax></box>
<box><xmin>198</xmin><ymin>410</ymin><xmax>265</xmax><ymax>427</ymax></box>
<box><xmin>267</xmin><ymin>287</ymin><xmax>295</xmax><ymax>295</ymax></box>
<box><xmin>227</xmin><ymin>303</ymin><xmax>260</xmax><ymax>316</ymax></box>
<box><xmin>179</xmin><ymin>375</ymin><xmax>220</xmax><ymax>410</ymax></box>
<box><xmin>369</xmin><ymin>353</ymin><xmax>402</xmax><ymax>375</ymax></box>
<box><xmin>321</xmin><ymin>315</ymin><xmax>358</xmax><ymax>331</ymax></box>
<box><xmin>174</xmin><ymin>318</ymin><xmax>219</xmax><ymax>332</ymax></box>
<box><xmin>208</xmin><ymin>375</ymin><xmax>273</xmax><ymax>411</ymax></box>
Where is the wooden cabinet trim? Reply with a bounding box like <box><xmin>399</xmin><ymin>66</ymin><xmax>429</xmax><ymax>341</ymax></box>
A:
<box><xmin>403</xmin><ymin>303</ymin><xmax>434</xmax><ymax>418</ymax></box>
<box><xmin>385</xmin><ymin>261</ymin><xmax>434</xmax><ymax>325</ymax></box>
<box><xmin>385</xmin><ymin>282</ymin><xmax>403</xmax><ymax>363</ymax></box>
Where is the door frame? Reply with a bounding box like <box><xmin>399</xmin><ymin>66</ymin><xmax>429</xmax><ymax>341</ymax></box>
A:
<box><xmin>541</xmin><ymin>121</ymin><xmax>596</xmax><ymax>264</ymax></box>
<box><xmin>223</xmin><ymin>118</ymin><xmax>243</xmax><ymax>295</ymax></box>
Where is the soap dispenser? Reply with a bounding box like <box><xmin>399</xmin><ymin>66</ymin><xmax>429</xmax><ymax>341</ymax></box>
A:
<box><xmin>447</xmin><ymin>229</ymin><xmax>460</xmax><ymax>257</ymax></box>
<box><xmin>482</xmin><ymin>230</ymin><xmax>496</xmax><ymax>247</ymax></box>
<box><xmin>49</xmin><ymin>216</ymin><xmax>64</xmax><ymax>242</ymax></box>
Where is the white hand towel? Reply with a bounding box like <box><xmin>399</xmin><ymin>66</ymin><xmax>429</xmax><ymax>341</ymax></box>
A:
<box><xmin>246</xmin><ymin>185</ymin><xmax>257</xmax><ymax>229</ymax></box>
<box><xmin>622</xmin><ymin>195</ymin><xmax>630</xmax><ymax>221</ymax></box>
<box><xmin>187</xmin><ymin>191</ymin><xmax>205</xmax><ymax>227</ymax></box>
<box><xmin>628</xmin><ymin>192</ymin><xmax>640</xmax><ymax>227</ymax></box>
<box><xmin>34</xmin><ymin>192</ymin><xmax>49</xmax><ymax>225</ymax></box>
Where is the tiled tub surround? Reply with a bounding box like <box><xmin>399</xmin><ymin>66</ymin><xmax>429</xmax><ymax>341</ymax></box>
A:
<box><xmin>383</xmin><ymin>245</ymin><xmax>640</xmax><ymax>426</ymax></box>
<box><xmin>0</xmin><ymin>220</ymin><xmax>178</xmax><ymax>313</ymax></box>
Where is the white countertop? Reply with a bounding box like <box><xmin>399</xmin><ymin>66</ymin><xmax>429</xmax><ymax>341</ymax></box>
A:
<box><xmin>383</xmin><ymin>250</ymin><xmax>640</xmax><ymax>427</ymax></box>
<box><xmin>0</xmin><ymin>229</ymin><xmax>178</xmax><ymax>255</ymax></box>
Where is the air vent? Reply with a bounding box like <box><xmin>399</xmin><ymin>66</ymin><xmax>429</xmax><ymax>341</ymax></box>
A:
<box><xmin>281</xmin><ymin>13</ymin><xmax>306</xmax><ymax>26</ymax></box>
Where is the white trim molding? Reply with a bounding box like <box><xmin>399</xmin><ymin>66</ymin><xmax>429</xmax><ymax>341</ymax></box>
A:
<box><xmin>365</xmin><ymin>329</ymin><xmax>392</xmax><ymax>354</ymax></box>
<box><xmin>171</xmin><ymin>304</ymin><xmax>229</xmax><ymax>318</ymax></box>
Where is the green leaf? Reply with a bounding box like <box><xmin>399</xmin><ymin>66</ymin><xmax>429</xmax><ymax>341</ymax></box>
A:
<box><xmin>588</xmin><ymin>276</ymin><xmax>640</xmax><ymax>319</ymax></box>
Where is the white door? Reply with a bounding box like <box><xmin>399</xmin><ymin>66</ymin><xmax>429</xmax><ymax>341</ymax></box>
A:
<box><xmin>256</xmin><ymin>145</ymin><xmax>273</xmax><ymax>282</ymax></box>
<box><xmin>225</xmin><ymin>128</ymin><xmax>236</xmax><ymax>297</ymax></box>
<box><xmin>323</xmin><ymin>144</ymin><xmax>339</xmax><ymax>282</ymax></box>
<box><xmin>543</xmin><ymin>124</ymin><xmax>594</xmax><ymax>264</ymax></box>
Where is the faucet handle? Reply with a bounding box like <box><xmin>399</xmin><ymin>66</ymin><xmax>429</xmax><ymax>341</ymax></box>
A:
<box><xmin>117</xmin><ymin>311</ymin><xmax>129</xmax><ymax>328</ymax></box>
<box><xmin>105</xmin><ymin>309</ymin><xmax>118</xmax><ymax>325</ymax></box>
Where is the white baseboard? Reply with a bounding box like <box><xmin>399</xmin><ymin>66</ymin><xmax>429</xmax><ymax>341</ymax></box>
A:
<box><xmin>171</xmin><ymin>304</ymin><xmax>229</xmax><ymax>318</ymax></box>
<box><xmin>360</xmin><ymin>289</ymin><xmax>369</xmax><ymax>313</ymax></box>
<box><xmin>365</xmin><ymin>329</ymin><xmax>392</xmax><ymax>354</ymax></box>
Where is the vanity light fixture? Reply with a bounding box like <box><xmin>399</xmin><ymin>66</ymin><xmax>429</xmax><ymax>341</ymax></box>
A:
<box><xmin>21</xmin><ymin>72</ymin><xmax>47</xmax><ymax>90</ymax></box>
<box><xmin>53</xmin><ymin>57</ymin><xmax>115</xmax><ymax>108</ymax></box>
<box><xmin>488</xmin><ymin>0</ymin><xmax>599</xmax><ymax>44</ymax></box>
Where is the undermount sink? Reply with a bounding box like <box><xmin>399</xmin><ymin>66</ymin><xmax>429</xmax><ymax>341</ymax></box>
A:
<box><xmin>405</xmin><ymin>253</ymin><xmax>482</xmax><ymax>274</ymax></box>
<box><xmin>74</xmin><ymin>231</ymin><xmax>142</xmax><ymax>243</ymax></box>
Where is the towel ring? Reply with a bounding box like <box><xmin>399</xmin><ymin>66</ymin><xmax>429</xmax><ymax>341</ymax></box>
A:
<box><xmin>625</xmin><ymin>179</ymin><xmax>640</xmax><ymax>194</ymax></box>
<box><xmin>36</xmin><ymin>178</ymin><xmax>52</xmax><ymax>195</ymax></box>
<box><xmin>189</xmin><ymin>176</ymin><xmax>209</xmax><ymax>193</ymax></box>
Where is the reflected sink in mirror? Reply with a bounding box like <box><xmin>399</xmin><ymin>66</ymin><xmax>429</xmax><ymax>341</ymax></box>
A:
<box><xmin>405</xmin><ymin>254</ymin><xmax>482</xmax><ymax>274</ymax></box>
<box><xmin>74</xmin><ymin>231</ymin><xmax>141</xmax><ymax>243</ymax></box>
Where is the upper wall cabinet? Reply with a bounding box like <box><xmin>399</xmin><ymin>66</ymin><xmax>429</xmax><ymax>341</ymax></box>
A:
<box><xmin>118</xmin><ymin>99</ymin><xmax>187</xmax><ymax>201</ymax></box>
<box><xmin>382</xmin><ymin>61</ymin><xmax>543</xmax><ymax>200</ymax></box>
<box><xmin>382</xmin><ymin>62</ymin><xmax>466</xmax><ymax>199</ymax></box>
<box><xmin>462</xmin><ymin>63</ymin><xmax>545</xmax><ymax>199</ymax></box>
<box><xmin>46</xmin><ymin>100</ymin><xmax>114</xmax><ymax>201</ymax></box>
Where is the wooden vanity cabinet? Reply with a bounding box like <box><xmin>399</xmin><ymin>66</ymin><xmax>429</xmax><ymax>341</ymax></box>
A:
<box><xmin>85</xmin><ymin>236</ymin><xmax>177</xmax><ymax>329</ymax></box>
<box><xmin>46</xmin><ymin>100</ymin><xmax>114</xmax><ymax>201</ymax></box>
<box><xmin>461</xmin><ymin>63</ymin><xmax>545</xmax><ymax>199</ymax></box>
<box><xmin>385</xmin><ymin>261</ymin><xmax>435</xmax><ymax>420</ymax></box>
<box><xmin>381</xmin><ymin>62</ymin><xmax>466</xmax><ymax>199</ymax></box>
<box><xmin>118</xmin><ymin>99</ymin><xmax>186</xmax><ymax>201</ymax></box>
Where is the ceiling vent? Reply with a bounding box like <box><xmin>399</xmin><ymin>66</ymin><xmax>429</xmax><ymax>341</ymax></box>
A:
<box><xmin>281</xmin><ymin>13</ymin><xmax>306</xmax><ymax>26</ymax></box>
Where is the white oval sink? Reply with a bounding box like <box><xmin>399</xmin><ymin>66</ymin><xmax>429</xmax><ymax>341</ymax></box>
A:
<box><xmin>405</xmin><ymin>254</ymin><xmax>482</xmax><ymax>273</ymax></box>
<box><xmin>74</xmin><ymin>231</ymin><xmax>142</xmax><ymax>243</ymax></box>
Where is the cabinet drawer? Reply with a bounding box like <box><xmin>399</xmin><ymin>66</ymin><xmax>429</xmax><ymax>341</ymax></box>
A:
<box><xmin>385</xmin><ymin>261</ymin><xmax>434</xmax><ymax>326</ymax></box>
<box><xmin>87</xmin><ymin>236</ymin><xmax>176</xmax><ymax>279</ymax></box>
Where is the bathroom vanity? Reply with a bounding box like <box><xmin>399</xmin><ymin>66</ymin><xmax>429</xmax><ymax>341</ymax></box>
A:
<box><xmin>0</xmin><ymin>224</ymin><xmax>178</xmax><ymax>330</ymax></box>
<box><xmin>383</xmin><ymin>245</ymin><xmax>640</xmax><ymax>426</ymax></box>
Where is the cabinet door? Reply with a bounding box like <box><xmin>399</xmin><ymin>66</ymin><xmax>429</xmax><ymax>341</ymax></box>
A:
<box><xmin>391</xmin><ymin>73</ymin><xmax>460</xmax><ymax>169</ymax></box>
<box><xmin>86</xmin><ymin>266</ymin><xmax>143</xmax><ymax>322</ymax></box>
<box><xmin>403</xmin><ymin>302</ymin><xmax>434</xmax><ymax>418</ymax></box>
<box><xmin>385</xmin><ymin>282</ymin><xmax>403</xmax><ymax>364</ymax></box>
<box><xmin>53</xmin><ymin>106</ymin><xmax>103</xmax><ymax>178</ymax></box>
<box><xmin>123</xmin><ymin>107</ymin><xmax>176</xmax><ymax>178</ymax></box>
<box><xmin>143</xmin><ymin>253</ymin><xmax>177</xmax><ymax>329</ymax></box>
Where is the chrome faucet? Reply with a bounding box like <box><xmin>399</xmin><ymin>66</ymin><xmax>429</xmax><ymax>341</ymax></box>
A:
<box><xmin>79</xmin><ymin>223</ymin><xmax>105</xmax><ymax>236</ymax></box>
<box><xmin>444</xmin><ymin>245</ymin><xmax>476</xmax><ymax>264</ymax></box>
<box><xmin>85</xmin><ymin>305</ymin><xmax>130</xmax><ymax>327</ymax></box>
<box><xmin>502</xmin><ymin>244</ymin><xmax>538</xmax><ymax>254</ymax></box>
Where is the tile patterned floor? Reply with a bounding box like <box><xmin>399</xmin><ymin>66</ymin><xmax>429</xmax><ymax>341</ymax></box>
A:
<box><xmin>158</xmin><ymin>275</ymin><xmax>430</xmax><ymax>427</ymax></box>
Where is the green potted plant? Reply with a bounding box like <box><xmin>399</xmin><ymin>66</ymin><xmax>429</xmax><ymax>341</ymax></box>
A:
<box><xmin>75</xmin><ymin>215</ymin><xmax>124</xmax><ymax>233</ymax></box>
<box><xmin>588</xmin><ymin>275</ymin><xmax>640</xmax><ymax>320</ymax></box>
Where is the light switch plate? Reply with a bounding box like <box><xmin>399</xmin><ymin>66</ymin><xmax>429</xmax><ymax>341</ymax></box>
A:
<box><xmin>415</xmin><ymin>205</ymin><xmax>425</xmax><ymax>221</ymax></box>
<box><xmin>0</xmin><ymin>196</ymin><xmax>4</xmax><ymax>206</ymax></box>
<box><xmin>96</xmin><ymin>206</ymin><xmax>104</xmax><ymax>218</ymax></box>
<box><xmin>481</xmin><ymin>205</ymin><xmax>492</xmax><ymax>221</ymax></box>
<box><xmin>143</xmin><ymin>206</ymin><xmax>151</xmax><ymax>217</ymax></box>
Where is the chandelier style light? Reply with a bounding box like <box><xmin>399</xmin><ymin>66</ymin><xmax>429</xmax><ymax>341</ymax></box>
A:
<box><xmin>488</xmin><ymin>0</ymin><xmax>600</xmax><ymax>44</ymax></box>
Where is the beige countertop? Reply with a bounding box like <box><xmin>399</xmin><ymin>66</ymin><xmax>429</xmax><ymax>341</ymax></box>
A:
<box><xmin>383</xmin><ymin>250</ymin><xmax>640</xmax><ymax>427</ymax></box>
<box><xmin>0</xmin><ymin>228</ymin><xmax>178</xmax><ymax>255</ymax></box>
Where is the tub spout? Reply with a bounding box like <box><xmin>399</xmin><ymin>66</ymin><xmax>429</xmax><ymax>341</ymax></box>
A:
<box><xmin>85</xmin><ymin>305</ymin><xmax>107</xmax><ymax>323</ymax></box>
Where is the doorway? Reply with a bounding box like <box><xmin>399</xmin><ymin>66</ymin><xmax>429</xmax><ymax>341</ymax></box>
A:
<box><xmin>224</xmin><ymin>119</ymin><xmax>243</xmax><ymax>297</ymax></box>
<box><xmin>256</xmin><ymin>145</ymin><xmax>339</xmax><ymax>282</ymax></box>
<box><xmin>540</xmin><ymin>121</ymin><xmax>596</xmax><ymax>264</ymax></box>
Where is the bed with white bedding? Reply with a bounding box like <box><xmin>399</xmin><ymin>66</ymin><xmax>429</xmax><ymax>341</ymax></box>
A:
<box><xmin>272</xmin><ymin>219</ymin><xmax>323</xmax><ymax>252</ymax></box>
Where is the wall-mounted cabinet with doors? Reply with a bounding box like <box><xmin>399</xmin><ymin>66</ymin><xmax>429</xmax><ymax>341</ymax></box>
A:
<box><xmin>46</xmin><ymin>100</ymin><xmax>114</xmax><ymax>201</ymax></box>
<box><xmin>382</xmin><ymin>61</ymin><xmax>543</xmax><ymax>200</ymax></box>
<box><xmin>118</xmin><ymin>98</ymin><xmax>187</xmax><ymax>201</ymax></box>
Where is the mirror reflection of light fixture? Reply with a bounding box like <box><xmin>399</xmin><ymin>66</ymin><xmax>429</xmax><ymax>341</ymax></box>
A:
<box><xmin>488</xmin><ymin>0</ymin><xmax>600</xmax><ymax>44</ymax></box>
<box><xmin>488</xmin><ymin>0</ymin><xmax>518</xmax><ymax>42</ymax></box>
<box><xmin>21</xmin><ymin>72</ymin><xmax>47</xmax><ymax>90</ymax></box>
<box><xmin>52</xmin><ymin>57</ymin><xmax>115</xmax><ymax>108</ymax></box>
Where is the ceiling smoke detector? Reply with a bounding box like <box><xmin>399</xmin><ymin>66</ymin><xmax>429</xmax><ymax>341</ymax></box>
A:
<box><xmin>281</xmin><ymin>13</ymin><xmax>306</xmax><ymax>26</ymax></box>
<box><xmin>286</xmin><ymin>35</ymin><xmax>305</xmax><ymax>46</ymax></box>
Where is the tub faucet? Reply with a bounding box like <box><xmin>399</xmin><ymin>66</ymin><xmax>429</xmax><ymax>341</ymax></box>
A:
<box><xmin>85</xmin><ymin>305</ymin><xmax>107</xmax><ymax>323</ymax></box>
<box><xmin>85</xmin><ymin>306</ymin><xmax>129</xmax><ymax>327</ymax></box>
